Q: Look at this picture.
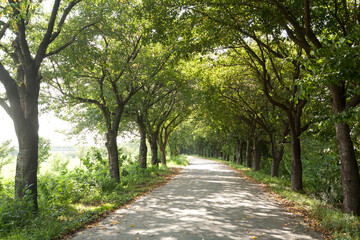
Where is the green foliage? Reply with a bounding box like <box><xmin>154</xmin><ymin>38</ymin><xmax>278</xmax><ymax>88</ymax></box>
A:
<box><xmin>0</xmin><ymin>148</ymin><xmax>188</xmax><ymax>239</ymax></box>
<box><xmin>0</xmin><ymin>189</ymin><xmax>35</xmax><ymax>236</ymax></box>
<box><xmin>38</xmin><ymin>137</ymin><xmax>51</xmax><ymax>166</ymax></box>
<box><xmin>301</xmin><ymin>138</ymin><xmax>342</xmax><ymax>206</ymax></box>
<box><xmin>0</xmin><ymin>140</ymin><xmax>15</xmax><ymax>172</ymax></box>
<box><xmin>167</xmin><ymin>155</ymin><xmax>189</xmax><ymax>167</ymax></box>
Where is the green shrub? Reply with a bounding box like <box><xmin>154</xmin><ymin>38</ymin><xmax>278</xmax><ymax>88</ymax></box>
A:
<box><xmin>168</xmin><ymin>155</ymin><xmax>189</xmax><ymax>166</ymax></box>
<box><xmin>0</xmin><ymin>190</ymin><xmax>34</xmax><ymax>237</ymax></box>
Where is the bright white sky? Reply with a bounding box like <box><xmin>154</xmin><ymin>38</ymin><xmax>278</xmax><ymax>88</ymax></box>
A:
<box><xmin>0</xmin><ymin>108</ymin><xmax>78</xmax><ymax>146</ymax></box>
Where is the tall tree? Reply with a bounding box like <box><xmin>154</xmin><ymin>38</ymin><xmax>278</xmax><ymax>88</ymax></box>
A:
<box><xmin>246</xmin><ymin>0</ymin><xmax>360</xmax><ymax>216</ymax></box>
<box><xmin>129</xmin><ymin>67</ymin><xmax>179</xmax><ymax>168</ymax></box>
<box><xmin>49</xmin><ymin>3</ymin><xmax>176</xmax><ymax>179</ymax></box>
<box><xmin>0</xmin><ymin>0</ymin><xmax>86</xmax><ymax>210</ymax></box>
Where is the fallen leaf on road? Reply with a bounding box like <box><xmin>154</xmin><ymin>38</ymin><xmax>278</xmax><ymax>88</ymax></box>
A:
<box><xmin>252</xmin><ymin>237</ymin><xmax>257</xmax><ymax>239</ymax></box>
<box><xmin>130</xmin><ymin>224</ymin><xmax>134</xmax><ymax>227</ymax></box>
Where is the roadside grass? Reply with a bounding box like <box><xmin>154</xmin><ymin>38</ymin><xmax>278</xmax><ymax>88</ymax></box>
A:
<box><xmin>0</xmin><ymin>155</ymin><xmax>188</xmax><ymax>240</ymax></box>
<box><xmin>213</xmin><ymin>158</ymin><xmax>360</xmax><ymax>240</ymax></box>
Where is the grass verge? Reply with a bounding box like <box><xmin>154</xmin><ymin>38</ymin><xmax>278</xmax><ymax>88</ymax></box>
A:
<box><xmin>213</xmin><ymin>158</ymin><xmax>360</xmax><ymax>240</ymax></box>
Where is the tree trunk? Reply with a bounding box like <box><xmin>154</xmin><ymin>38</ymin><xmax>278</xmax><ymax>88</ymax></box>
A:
<box><xmin>236</xmin><ymin>138</ymin><xmax>244</xmax><ymax>164</ymax></box>
<box><xmin>106</xmin><ymin>131</ymin><xmax>120</xmax><ymax>182</ymax></box>
<box><xmin>14</xmin><ymin>118</ymin><xmax>39</xmax><ymax>211</ymax></box>
<box><xmin>139</xmin><ymin>126</ymin><xmax>147</xmax><ymax>169</ymax></box>
<box><xmin>160</xmin><ymin>146</ymin><xmax>166</xmax><ymax>165</ymax></box>
<box><xmin>271</xmin><ymin>146</ymin><xmax>284</xmax><ymax>178</ymax></box>
<box><xmin>246</xmin><ymin>136</ymin><xmax>252</xmax><ymax>167</ymax></box>
<box><xmin>335</xmin><ymin>121</ymin><xmax>360</xmax><ymax>215</ymax></box>
<box><xmin>148</xmin><ymin>134</ymin><xmax>159</xmax><ymax>166</ymax></box>
<box><xmin>330</xmin><ymin>84</ymin><xmax>360</xmax><ymax>215</ymax></box>
<box><xmin>11</xmin><ymin>68</ymin><xmax>41</xmax><ymax>211</ymax></box>
<box><xmin>253</xmin><ymin>137</ymin><xmax>261</xmax><ymax>171</ymax></box>
<box><xmin>137</xmin><ymin>115</ymin><xmax>147</xmax><ymax>169</ymax></box>
<box><xmin>238</xmin><ymin>140</ymin><xmax>244</xmax><ymax>165</ymax></box>
<box><xmin>170</xmin><ymin>145</ymin><xmax>174</xmax><ymax>156</ymax></box>
<box><xmin>159</xmin><ymin>132</ymin><xmax>168</xmax><ymax>166</ymax></box>
<box><xmin>289</xmin><ymin>119</ymin><xmax>303</xmax><ymax>192</ymax></box>
<box><xmin>270</xmin><ymin>125</ymin><xmax>288</xmax><ymax>177</ymax></box>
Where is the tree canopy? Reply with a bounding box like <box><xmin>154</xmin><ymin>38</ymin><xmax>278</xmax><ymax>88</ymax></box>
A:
<box><xmin>0</xmin><ymin>0</ymin><xmax>359</xmax><ymax>218</ymax></box>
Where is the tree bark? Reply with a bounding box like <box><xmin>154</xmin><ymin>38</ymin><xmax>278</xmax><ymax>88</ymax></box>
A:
<box><xmin>270</xmin><ymin>124</ymin><xmax>288</xmax><ymax>177</ymax></box>
<box><xmin>237</xmin><ymin>139</ymin><xmax>244</xmax><ymax>165</ymax></box>
<box><xmin>271</xmin><ymin>144</ymin><xmax>285</xmax><ymax>177</ymax></box>
<box><xmin>330</xmin><ymin>84</ymin><xmax>360</xmax><ymax>215</ymax></box>
<box><xmin>335</xmin><ymin>121</ymin><xmax>360</xmax><ymax>215</ymax></box>
<box><xmin>137</xmin><ymin>114</ymin><xmax>147</xmax><ymax>169</ymax></box>
<box><xmin>252</xmin><ymin>137</ymin><xmax>261</xmax><ymax>171</ymax></box>
<box><xmin>246</xmin><ymin>136</ymin><xmax>252</xmax><ymax>167</ymax></box>
<box><xmin>105</xmin><ymin>130</ymin><xmax>120</xmax><ymax>182</ymax></box>
<box><xmin>160</xmin><ymin>146</ymin><xmax>166</xmax><ymax>165</ymax></box>
<box><xmin>1</xmin><ymin>61</ymin><xmax>41</xmax><ymax>211</ymax></box>
<box><xmin>14</xmin><ymin>117</ymin><xmax>39</xmax><ymax>211</ymax></box>
<box><xmin>148</xmin><ymin>134</ymin><xmax>159</xmax><ymax>166</ymax></box>
<box><xmin>288</xmin><ymin>117</ymin><xmax>303</xmax><ymax>192</ymax></box>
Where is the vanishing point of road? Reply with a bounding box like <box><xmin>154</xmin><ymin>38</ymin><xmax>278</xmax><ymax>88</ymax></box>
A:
<box><xmin>71</xmin><ymin>156</ymin><xmax>323</xmax><ymax>240</ymax></box>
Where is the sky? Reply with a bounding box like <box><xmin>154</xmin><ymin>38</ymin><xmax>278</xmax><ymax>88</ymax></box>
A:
<box><xmin>0</xmin><ymin>108</ymin><xmax>78</xmax><ymax>146</ymax></box>
<box><xmin>0</xmin><ymin>108</ymin><xmax>134</xmax><ymax>148</ymax></box>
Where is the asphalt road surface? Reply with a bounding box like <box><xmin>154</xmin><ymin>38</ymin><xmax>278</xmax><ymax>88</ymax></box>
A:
<box><xmin>70</xmin><ymin>156</ymin><xmax>323</xmax><ymax>240</ymax></box>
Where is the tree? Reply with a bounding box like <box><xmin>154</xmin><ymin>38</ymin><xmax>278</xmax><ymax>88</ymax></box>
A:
<box><xmin>129</xmin><ymin>68</ymin><xmax>180</xmax><ymax>168</ymax></box>
<box><xmin>245</xmin><ymin>0</ymin><xmax>360</xmax><ymax>216</ymax></box>
<box><xmin>49</xmin><ymin>3</ymin><xmax>142</xmax><ymax>182</ymax></box>
<box><xmin>166</xmin><ymin>0</ymin><xmax>360</xmax><ymax>214</ymax></box>
<box><xmin>0</xmin><ymin>0</ymin><xmax>86</xmax><ymax>210</ymax></box>
<box><xmin>49</xmin><ymin>2</ymin><xmax>176</xmax><ymax>179</ymax></box>
<box><xmin>158</xmin><ymin>96</ymin><xmax>191</xmax><ymax>165</ymax></box>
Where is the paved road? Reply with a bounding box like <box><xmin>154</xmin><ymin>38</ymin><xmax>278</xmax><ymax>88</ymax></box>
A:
<box><xmin>71</xmin><ymin>156</ymin><xmax>323</xmax><ymax>240</ymax></box>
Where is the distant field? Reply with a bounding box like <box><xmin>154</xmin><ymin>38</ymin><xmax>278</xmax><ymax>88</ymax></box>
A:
<box><xmin>1</xmin><ymin>139</ymin><xmax>140</xmax><ymax>180</ymax></box>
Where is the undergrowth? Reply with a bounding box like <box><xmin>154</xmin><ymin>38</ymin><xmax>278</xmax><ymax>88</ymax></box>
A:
<box><xmin>0</xmin><ymin>151</ymin><xmax>188</xmax><ymax>240</ymax></box>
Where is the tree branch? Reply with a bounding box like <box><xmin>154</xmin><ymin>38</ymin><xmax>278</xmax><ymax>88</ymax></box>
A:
<box><xmin>50</xmin><ymin>0</ymin><xmax>82</xmax><ymax>42</ymax></box>
<box><xmin>0</xmin><ymin>21</ymin><xmax>9</xmax><ymax>41</ymax></box>
<box><xmin>45</xmin><ymin>22</ymin><xmax>96</xmax><ymax>58</ymax></box>
<box><xmin>345</xmin><ymin>93</ymin><xmax>360</xmax><ymax>110</ymax></box>
<box><xmin>35</xmin><ymin>0</ymin><xmax>61</xmax><ymax>65</ymax></box>
<box><xmin>0</xmin><ymin>97</ymin><xmax>11</xmax><ymax>117</ymax></box>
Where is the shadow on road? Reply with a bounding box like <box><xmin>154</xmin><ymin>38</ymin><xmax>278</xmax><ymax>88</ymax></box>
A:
<box><xmin>71</xmin><ymin>156</ymin><xmax>323</xmax><ymax>240</ymax></box>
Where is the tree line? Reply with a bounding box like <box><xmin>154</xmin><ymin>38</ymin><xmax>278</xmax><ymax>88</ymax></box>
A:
<box><xmin>146</xmin><ymin>0</ymin><xmax>360</xmax><ymax>215</ymax></box>
<box><xmin>0</xmin><ymin>0</ymin><xmax>359</xmax><ymax>218</ymax></box>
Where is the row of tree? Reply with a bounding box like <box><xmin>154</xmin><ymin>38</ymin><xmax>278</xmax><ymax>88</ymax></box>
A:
<box><xmin>0</xmin><ymin>0</ymin><xmax>193</xmax><ymax>211</ymax></box>
<box><xmin>1</xmin><ymin>0</ymin><xmax>359</xmax><ymax>217</ymax></box>
<box><xmin>148</xmin><ymin>0</ymin><xmax>360</xmax><ymax>215</ymax></box>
